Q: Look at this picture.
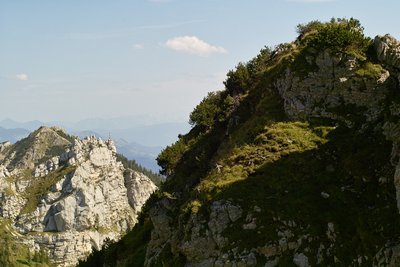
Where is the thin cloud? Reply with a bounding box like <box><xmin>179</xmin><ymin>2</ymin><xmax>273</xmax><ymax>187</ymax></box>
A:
<box><xmin>133</xmin><ymin>43</ymin><xmax>144</xmax><ymax>49</ymax></box>
<box><xmin>65</xmin><ymin>20</ymin><xmax>204</xmax><ymax>40</ymax></box>
<box><xmin>164</xmin><ymin>36</ymin><xmax>227</xmax><ymax>57</ymax></box>
<box><xmin>15</xmin><ymin>74</ymin><xmax>28</xmax><ymax>81</ymax></box>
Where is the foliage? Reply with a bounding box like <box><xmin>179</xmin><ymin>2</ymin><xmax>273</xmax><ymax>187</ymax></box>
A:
<box><xmin>306</xmin><ymin>18</ymin><xmax>371</xmax><ymax>56</ymax></box>
<box><xmin>156</xmin><ymin>137</ymin><xmax>191</xmax><ymax>176</ymax></box>
<box><xmin>0</xmin><ymin>219</ymin><xmax>53</xmax><ymax>266</ymax></box>
<box><xmin>246</xmin><ymin>46</ymin><xmax>273</xmax><ymax>78</ymax></box>
<box><xmin>189</xmin><ymin>91</ymin><xmax>223</xmax><ymax>129</ymax></box>
<box><xmin>116</xmin><ymin>154</ymin><xmax>163</xmax><ymax>186</ymax></box>
<box><xmin>189</xmin><ymin>90</ymin><xmax>238</xmax><ymax>134</ymax></box>
<box><xmin>0</xmin><ymin>235</ymin><xmax>17</xmax><ymax>267</ymax></box>
<box><xmin>224</xmin><ymin>62</ymin><xmax>251</xmax><ymax>94</ymax></box>
<box><xmin>296</xmin><ymin>20</ymin><xmax>324</xmax><ymax>38</ymax></box>
<box><xmin>78</xmin><ymin>218</ymin><xmax>153</xmax><ymax>267</ymax></box>
<box><xmin>355</xmin><ymin>62</ymin><xmax>385</xmax><ymax>78</ymax></box>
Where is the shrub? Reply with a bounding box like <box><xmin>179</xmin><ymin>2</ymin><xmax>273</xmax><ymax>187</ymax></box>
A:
<box><xmin>224</xmin><ymin>63</ymin><xmax>251</xmax><ymax>94</ymax></box>
<box><xmin>307</xmin><ymin>18</ymin><xmax>371</xmax><ymax>56</ymax></box>
<box><xmin>296</xmin><ymin>20</ymin><xmax>324</xmax><ymax>39</ymax></box>
<box><xmin>355</xmin><ymin>62</ymin><xmax>385</xmax><ymax>78</ymax></box>
<box><xmin>189</xmin><ymin>92</ymin><xmax>222</xmax><ymax>129</ymax></box>
<box><xmin>246</xmin><ymin>46</ymin><xmax>273</xmax><ymax>77</ymax></box>
<box><xmin>157</xmin><ymin>138</ymin><xmax>190</xmax><ymax>176</ymax></box>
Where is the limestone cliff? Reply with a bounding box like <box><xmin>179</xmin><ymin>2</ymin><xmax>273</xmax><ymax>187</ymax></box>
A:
<box><xmin>0</xmin><ymin>127</ymin><xmax>157</xmax><ymax>266</ymax></box>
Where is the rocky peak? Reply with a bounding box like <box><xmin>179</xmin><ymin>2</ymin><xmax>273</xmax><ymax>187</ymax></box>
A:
<box><xmin>0</xmin><ymin>127</ymin><xmax>157</xmax><ymax>266</ymax></box>
<box><xmin>0</xmin><ymin>126</ymin><xmax>73</xmax><ymax>172</ymax></box>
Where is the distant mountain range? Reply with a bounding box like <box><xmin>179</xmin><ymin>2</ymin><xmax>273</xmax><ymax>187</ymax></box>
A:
<box><xmin>0</xmin><ymin>119</ymin><xmax>43</xmax><ymax>132</ymax></box>
<box><xmin>0</xmin><ymin>126</ymin><xmax>30</xmax><ymax>143</ymax></box>
<box><xmin>0</xmin><ymin>118</ymin><xmax>191</xmax><ymax>172</ymax></box>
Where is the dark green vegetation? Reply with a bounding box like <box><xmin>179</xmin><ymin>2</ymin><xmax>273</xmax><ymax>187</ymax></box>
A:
<box><xmin>297</xmin><ymin>18</ymin><xmax>370</xmax><ymax>55</ymax></box>
<box><xmin>79</xmin><ymin>18</ymin><xmax>400</xmax><ymax>266</ymax></box>
<box><xmin>0</xmin><ymin>219</ymin><xmax>53</xmax><ymax>267</ymax></box>
<box><xmin>117</xmin><ymin>154</ymin><xmax>163</xmax><ymax>186</ymax></box>
<box><xmin>78</xmin><ymin>218</ymin><xmax>153</xmax><ymax>267</ymax></box>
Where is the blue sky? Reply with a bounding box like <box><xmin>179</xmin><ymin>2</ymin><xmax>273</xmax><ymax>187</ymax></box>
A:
<box><xmin>1</xmin><ymin>0</ymin><xmax>399</xmax><ymax>124</ymax></box>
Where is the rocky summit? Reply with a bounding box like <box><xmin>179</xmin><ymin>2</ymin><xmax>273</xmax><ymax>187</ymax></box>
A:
<box><xmin>80</xmin><ymin>19</ymin><xmax>400</xmax><ymax>267</ymax></box>
<box><xmin>0</xmin><ymin>126</ymin><xmax>157</xmax><ymax>266</ymax></box>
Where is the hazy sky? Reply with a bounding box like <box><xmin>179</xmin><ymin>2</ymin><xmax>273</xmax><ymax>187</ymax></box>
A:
<box><xmin>1</xmin><ymin>0</ymin><xmax>399</xmax><ymax>123</ymax></box>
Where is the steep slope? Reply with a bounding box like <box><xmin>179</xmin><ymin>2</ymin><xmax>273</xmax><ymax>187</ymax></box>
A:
<box><xmin>81</xmin><ymin>19</ymin><xmax>400</xmax><ymax>266</ymax></box>
<box><xmin>0</xmin><ymin>127</ymin><xmax>157</xmax><ymax>266</ymax></box>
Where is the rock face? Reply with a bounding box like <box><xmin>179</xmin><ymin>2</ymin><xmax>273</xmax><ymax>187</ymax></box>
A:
<box><xmin>0</xmin><ymin>127</ymin><xmax>157</xmax><ymax>266</ymax></box>
<box><xmin>375</xmin><ymin>34</ymin><xmax>400</xmax><ymax>70</ymax></box>
<box><xmin>374</xmin><ymin>35</ymin><xmax>400</xmax><ymax>216</ymax></box>
<box><xmin>276</xmin><ymin>50</ymin><xmax>389</xmax><ymax>124</ymax></box>
<box><xmin>124</xmin><ymin>169</ymin><xmax>158</xmax><ymax>214</ymax></box>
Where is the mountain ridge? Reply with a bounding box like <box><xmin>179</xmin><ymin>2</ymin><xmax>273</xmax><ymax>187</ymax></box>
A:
<box><xmin>80</xmin><ymin>19</ymin><xmax>400</xmax><ymax>267</ymax></box>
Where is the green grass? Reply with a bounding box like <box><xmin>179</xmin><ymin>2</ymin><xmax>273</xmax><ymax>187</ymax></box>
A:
<box><xmin>355</xmin><ymin>62</ymin><xmax>386</xmax><ymax>78</ymax></box>
<box><xmin>193</xmin><ymin>121</ymin><xmax>334</xmax><ymax>205</ymax></box>
<box><xmin>0</xmin><ymin>219</ymin><xmax>53</xmax><ymax>266</ymax></box>
<box><xmin>78</xmin><ymin>218</ymin><xmax>154</xmax><ymax>267</ymax></box>
<box><xmin>20</xmin><ymin>165</ymin><xmax>76</xmax><ymax>214</ymax></box>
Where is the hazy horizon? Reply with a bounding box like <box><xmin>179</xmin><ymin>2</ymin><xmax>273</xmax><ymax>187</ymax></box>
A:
<box><xmin>0</xmin><ymin>115</ymin><xmax>190</xmax><ymax>128</ymax></box>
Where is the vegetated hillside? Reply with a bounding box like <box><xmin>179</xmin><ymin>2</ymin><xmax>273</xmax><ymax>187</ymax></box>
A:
<box><xmin>79</xmin><ymin>18</ymin><xmax>400</xmax><ymax>266</ymax></box>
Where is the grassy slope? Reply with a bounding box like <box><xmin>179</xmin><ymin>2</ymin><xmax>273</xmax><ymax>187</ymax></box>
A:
<box><xmin>0</xmin><ymin>219</ymin><xmax>53</xmax><ymax>267</ymax></box>
<box><xmin>20</xmin><ymin>165</ymin><xmax>77</xmax><ymax>214</ymax></box>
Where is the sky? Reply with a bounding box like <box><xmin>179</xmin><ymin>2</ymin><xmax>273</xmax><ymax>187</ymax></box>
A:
<box><xmin>1</xmin><ymin>0</ymin><xmax>399</xmax><ymax>124</ymax></box>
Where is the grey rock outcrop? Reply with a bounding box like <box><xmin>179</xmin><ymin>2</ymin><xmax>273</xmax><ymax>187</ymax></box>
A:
<box><xmin>145</xmin><ymin>200</ymin><xmax>254</xmax><ymax>267</ymax></box>
<box><xmin>375</xmin><ymin>34</ymin><xmax>400</xmax><ymax>70</ymax></box>
<box><xmin>124</xmin><ymin>169</ymin><xmax>158</xmax><ymax>214</ymax></box>
<box><xmin>276</xmin><ymin>49</ymin><xmax>389</xmax><ymax>124</ymax></box>
<box><xmin>0</xmin><ymin>141</ymin><xmax>11</xmax><ymax>153</ymax></box>
<box><xmin>373</xmin><ymin>35</ymin><xmax>400</xmax><ymax>218</ymax></box>
<box><xmin>0</xmin><ymin>127</ymin><xmax>157</xmax><ymax>266</ymax></box>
